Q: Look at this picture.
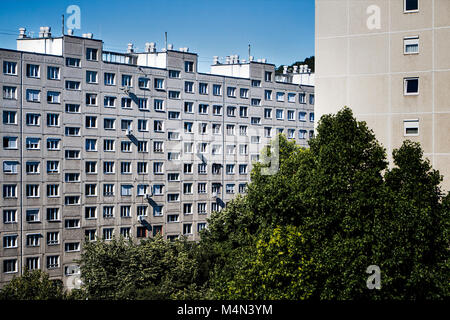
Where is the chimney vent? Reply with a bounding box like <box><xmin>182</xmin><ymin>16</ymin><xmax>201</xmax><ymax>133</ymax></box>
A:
<box><xmin>213</xmin><ymin>56</ymin><xmax>219</xmax><ymax>65</ymax></box>
<box><xmin>167</xmin><ymin>44</ymin><xmax>173</xmax><ymax>50</ymax></box>
<box><xmin>261</xmin><ymin>58</ymin><xmax>267</xmax><ymax>63</ymax></box>
<box><xmin>283</xmin><ymin>65</ymin><xmax>288</xmax><ymax>74</ymax></box>
<box><xmin>293</xmin><ymin>65</ymin><xmax>298</xmax><ymax>73</ymax></box>
<box><xmin>18</xmin><ymin>28</ymin><xmax>27</xmax><ymax>39</ymax></box>
<box><xmin>249</xmin><ymin>56</ymin><xmax>254</xmax><ymax>62</ymax></box>
<box><xmin>127</xmin><ymin>43</ymin><xmax>134</xmax><ymax>53</ymax></box>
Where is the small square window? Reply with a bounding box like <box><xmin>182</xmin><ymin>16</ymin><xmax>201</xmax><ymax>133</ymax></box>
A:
<box><xmin>404</xmin><ymin>77</ymin><xmax>419</xmax><ymax>95</ymax></box>
<box><xmin>404</xmin><ymin>119</ymin><xmax>419</xmax><ymax>136</ymax></box>
<box><xmin>404</xmin><ymin>36</ymin><xmax>419</xmax><ymax>54</ymax></box>
<box><xmin>404</xmin><ymin>0</ymin><xmax>418</xmax><ymax>12</ymax></box>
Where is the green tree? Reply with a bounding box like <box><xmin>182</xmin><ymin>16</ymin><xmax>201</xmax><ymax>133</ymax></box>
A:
<box><xmin>78</xmin><ymin>235</ymin><xmax>206</xmax><ymax>299</ymax></box>
<box><xmin>211</xmin><ymin>226</ymin><xmax>313</xmax><ymax>300</ymax></box>
<box><xmin>0</xmin><ymin>269</ymin><xmax>66</xmax><ymax>300</ymax></box>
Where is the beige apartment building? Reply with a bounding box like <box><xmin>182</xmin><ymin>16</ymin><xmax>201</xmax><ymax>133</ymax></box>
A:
<box><xmin>316</xmin><ymin>0</ymin><xmax>450</xmax><ymax>189</ymax></box>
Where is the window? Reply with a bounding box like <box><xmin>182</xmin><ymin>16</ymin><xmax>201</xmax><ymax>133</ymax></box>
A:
<box><xmin>404</xmin><ymin>36</ymin><xmax>419</xmax><ymax>54</ymax></box>
<box><xmin>138</xmin><ymin>98</ymin><xmax>148</xmax><ymax>110</ymax></box>
<box><xmin>65</xmin><ymin>173</ymin><xmax>80</xmax><ymax>182</ymax></box>
<box><xmin>183</xmin><ymin>223</ymin><xmax>193</xmax><ymax>235</ymax></box>
<box><xmin>3</xmin><ymin>235</ymin><xmax>18</xmax><ymax>248</ymax></box>
<box><xmin>136</xmin><ymin>227</ymin><xmax>148</xmax><ymax>238</ymax></box>
<box><xmin>185</xmin><ymin>81</ymin><xmax>194</xmax><ymax>93</ymax></box>
<box><xmin>65</xmin><ymin>151</ymin><xmax>81</xmax><ymax>162</ymax></box>
<box><xmin>3</xmin><ymin>111</ymin><xmax>17</xmax><ymax>124</ymax></box>
<box><xmin>104</xmin><ymin>73</ymin><xmax>115</xmax><ymax>85</ymax></box>
<box><xmin>122</xmin><ymin>97</ymin><xmax>132</xmax><ymax>109</ymax></box>
<box><xmin>212</xmin><ymin>123</ymin><xmax>221</xmax><ymax>134</ymax></box>
<box><xmin>168</xmin><ymin>152</ymin><xmax>180</xmax><ymax>160</ymax></box>
<box><xmin>86</xmin><ymin>161</ymin><xmax>97</xmax><ymax>174</ymax></box>
<box><xmin>265</xmin><ymin>71</ymin><xmax>272</xmax><ymax>82</ymax></box>
<box><xmin>4</xmin><ymin>259</ymin><xmax>17</xmax><ymax>273</ymax></box>
<box><xmin>240</xmin><ymin>125</ymin><xmax>247</xmax><ymax>136</ymax></box>
<box><xmin>404</xmin><ymin>77</ymin><xmax>419</xmax><ymax>95</ymax></box>
<box><xmin>251</xmin><ymin>98</ymin><xmax>261</xmax><ymax>106</ymax></box>
<box><xmin>137</xmin><ymin>184</ymin><xmax>148</xmax><ymax>196</ymax></box>
<box><xmin>103</xmin><ymin>139</ymin><xmax>115</xmax><ymax>152</ymax></box>
<box><xmin>121</xmin><ymin>162</ymin><xmax>131</xmax><ymax>174</ymax></box>
<box><xmin>47</xmin><ymin>160</ymin><xmax>59</xmax><ymax>173</ymax></box>
<box><xmin>138</xmin><ymin>119</ymin><xmax>148</xmax><ymax>132</ymax></box>
<box><xmin>47</xmin><ymin>138</ymin><xmax>60</xmax><ymax>151</ymax></box>
<box><xmin>137</xmin><ymin>162</ymin><xmax>148</xmax><ymax>174</ymax></box>
<box><xmin>240</xmin><ymin>88</ymin><xmax>249</xmax><ymax>98</ymax></box>
<box><xmin>404</xmin><ymin>119</ymin><xmax>419</xmax><ymax>136</ymax></box>
<box><xmin>26</xmin><ymin>209</ymin><xmax>40</xmax><ymax>222</ymax></box>
<box><xmin>64</xmin><ymin>196</ymin><xmax>80</xmax><ymax>205</ymax></box>
<box><xmin>299</xmin><ymin>93</ymin><xmax>306</xmax><ymax>104</ymax></box>
<box><xmin>3</xmin><ymin>185</ymin><xmax>17</xmax><ymax>198</ymax></box>
<box><xmin>264</xmin><ymin>108</ymin><xmax>272</xmax><ymax>119</ymax></box>
<box><xmin>227</xmin><ymin>87</ymin><xmax>236</xmax><ymax>97</ymax></box>
<box><xmin>169</xmin><ymin>70</ymin><xmax>180</xmax><ymax>78</ymax></box>
<box><xmin>265</xmin><ymin>90</ymin><xmax>272</xmax><ymax>100</ymax></box>
<box><xmin>227</xmin><ymin>106</ymin><xmax>236</xmax><ymax>117</ymax></box>
<box><xmin>168</xmin><ymin>111</ymin><xmax>180</xmax><ymax>119</ymax></box>
<box><xmin>198</xmin><ymin>203</ymin><xmax>207</xmax><ymax>215</ymax></box>
<box><xmin>239</xmin><ymin>106</ymin><xmax>248</xmax><ymax>118</ymax></box>
<box><xmin>239</xmin><ymin>164</ymin><xmax>248</xmax><ymax>175</ymax></box>
<box><xmin>104</xmin><ymin>118</ymin><xmax>116</xmax><ymax>130</ymax></box>
<box><xmin>299</xmin><ymin>130</ymin><xmax>307</xmax><ymax>139</ymax></box>
<box><xmin>138</xmin><ymin>140</ymin><xmax>148</xmax><ymax>152</ymax></box>
<box><xmin>184</xmin><ymin>163</ymin><xmax>193</xmax><ymax>174</ymax></box>
<box><xmin>155</xmin><ymin>78</ymin><xmax>164</xmax><ymax>89</ymax></box>
<box><xmin>276</xmin><ymin>109</ymin><xmax>284</xmax><ymax>120</ymax></box>
<box><xmin>198</xmin><ymin>163</ymin><xmax>207</xmax><ymax>174</ymax></box>
<box><xmin>26</xmin><ymin>113</ymin><xmax>40</xmax><ymax>126</ymax></box>
<box><xmin>288</xmin><ymin>110</ymin><xmax>295</xmax><ymax>121</ymax></box>
<box><xmin>86</xmin><ymin>70</ymin><xmax>98</xmax><ymax>83</ymax></box>
<box><xmin>66</xmin><ymin>57</ymin><xmax>80</xmax><ymax>67</ymax></box>
<box><xmin>154</xmin><ymin>99</ymin><xmax>164</xmax><ymax>111</ymax></box>
<box><xmin>288</xmin><ymin>93</ymin><xmax>296</xmax><ymax>103</ymax></box>
<box><xmin>404</xmin><ymin>0</ymin><xmax>418</xmax><ymax>12</ymax></box>
<box><xmin>226</xmin><ymin>164</ymin><xmax>235</xmax><ymax>175</ymax></box>
<box><xmin>65</xmin><ymin>242</ymin><xmax>80</xmax><ymax>252</ymax></box>
<box><xmin>26</xmin><ymin>257</ymin><xmax>39</xmax><ymax>270</ymax></box>
<box><xmin>85</xmin><ymin>139</ymin><xmax>97</xmax><ymax>151</ymax></box>
<box><xmin>212</xmin><ymin>145</ymin><xmax>221</xmax><ymax>155</ymax></box>
<box><xmin>120</xmin><ymin>228</ymin><xmax>131</xmax><ymax>239</ymax></box>
<box><xmin>103</xmin><ymin>184</ymin><xmax>114</xmax><ymax>196</ymax></box>
<box><xmin>309</xmin><ymin>94</ymin><xmax>315</xmax><ymax>105</ymax></box>
<box><xmin>169</xmin><ymin>91</ymin><xmax>180</xmax><ymax>99</ymax></box>
<box><xmin>47</xmin><ymin>233</ymin><xmax>59</xmax><ymax>246</ymax></box>
<box><xmin>3</xmin><ymin>61</ymin><xmax>17</xmax><ymax>75</ymax></box>
<box><xmin>86</xmin><ymin>93</ymin><xmax>97</xmax><ymax>105</ymax></box>
<box><xmin>264</xmin><ymin>127</ymin><xmax>272</xmax><ymax>138</ymax></box>
<box><xmin>3</xmin><ymin>86</ymin><xmax>16</xmax><ymax>99</ymax></box>
<box><xmin>26</xmin><ymin>89</ymin><xmax>40</xmax><ymax>102</ymax></box>
<box><xmin>153</xmin><ymin>141</ymin><xmax>164</xmax><ymax>153</ymax></box>
<box><xmin>26</xmin><ymin>162</ymin><xmax>40</xmax><ymax>174</ymax></box>
<box><xmin>138</xmin><ymin>77</ymin><xmax>150</xmax><ymax>89</ymax></box>
<box><xmin>103</xmin><ymin>206</ymin><xmax>114</xmax><ymax>218</ymax></box>
<box><xmin>213</xmin><ymin>84</ymin><xmax>222</xmax><ymax>96</ymax></box>
<box><xmin>276</xmin><ymin>92</ymin><xmax>285</xmax><ymax>102</ymax></box>
<box><xmin>26</xmin><ymin>137</ymin><xmax>41</xmax><ymax>150</ymax></box>
<box><xmin>65</xmin><ymin>127</ymin><xmax>80</xmax><ymax>136</ymax></box>
<box><xmin>85</xmin><ymin>184</ymin><xmax>97</xmax><ymax>196</ymax></box>
<box><xmin>47</xmin><ymin>66</ymin><xmax>60</xmax><ymax>80</ymax></box>
<box><xmin>183</xmin><ymin>203</ymin><xmax>193</xmax><ymax>214</ymax></box>
<box><xmin>310</xmin><ymin>112</ymin><xmax>315</xmax><ymax>122</ymax></box>
<box><xmin>3</xmin><ymin>161</ymin><xmax>18</xmax><ymax>174</ymax></box>
<box><xmin>3</xmin><ymin>136</ymin><xmax>18</xmax><ymax>149</ymax></box>
<box><xmin>153</xmin><ymin>206</ymin><xmax>163</xmax><ymax>217</ymax></box>
<box><xmin>251</xmin><ymin>79</ymin><xmax>261</xmax><ymax>87</ymax></box>
<box><xmin>66</xmin><ymin>104</ymin><xmax>80</xmax><ymax>113</ymax></box>
<box><xmin>213</xmin><ymin>105</ymin><xmax>222</xmax><ymax>115</ymax></box>
<box><xmin>239</xmin><ymin>144</ymin><xmax>248</xmax><ymax>155</ymax></box>
<box><xmin>299</xmin><ymin>112</ymin><xmax>306</xmax><ymax>122</ymax></box>
<box><xmin>85</xmin><ymin>230</ymin><xmax>96</xmax><ymax>241</ymax></box>
<box><xmin>65</xmin><ymin>81</ymin><xmax>80</xmax><ymax>90</ymax></box>
<box><xmin>27</xmin><ymin>64</ymin><xmax>40</xmax><ymax>78</ymax></box>
<box><xmin>47</xmin><ymin>256</ymin><xmax>60</xmax><ymax>269</ymax></box>
<box><xmin>47</xmin><ymin>113</ymin><xmax>59</xmax><ymax>126</ymax></box>
<box><xmin>167</xmin><ymin>214</ymin><xmax>179</xmax><ymax>223</ymax></box>
<box><xmin>137</xmin><ymin>205</ymin><xmax>148</xmax><ymax>216</ymax></box>
<box><xmin>26</xmin><ymin>234</ymin><xmax>40</xmax><ymax>247</ymax></box>
<box><xmin>199</xmin><ymin>123</ymin><xmax>208</xmax><ymax>134</ymax></box>
<box><xmin>104</xmin><ymin>96</ymin><xmax>116</xmax><ymax>107</ymax></box>
<box><xmin>167</xmin><ymin>193</ymin><xmax>180</xmax><ymax>202</ymax></box>
<box><xmin>86</xmin><ymin>116</ymin><xmax>97</xmax><ymax>128</ymax></box>
<box><xmin>122</xmin><ymin>74</ymin><xmax>132</xmax><ymax>87</ymax></box>
<box><xmin>184</xmin><ymin>102</ymin><xmax>193</xmax><ymax>113</ymax></box>
<box><xmin>154</xmin><ymin>162</ymin><xmax>164</xmax><ymax>174</ymax></box>
<box><xmin>185</xmin><ymin>61</ymin><xmax>194</xmax><ymax>72</ymax></box>
<box><xmin>251</xmin><ymin>117</ymin><xmax>261</xmax><ymax>125</ymax></box>
<box><xmin>103</xmin><ymin>229</ymin><xmax>114</xmax><ymax>241</ymax></box>
<box><xmin>288</xmin><ymin>129</ymin><xmax>295</xmax><ymax>139</ymax></box>
<box><xmin>226</xmin><ymin>124</ymin><xmax>235</xmax><ymax>135</ymax></box>
<box><xmin>251</xmin><ymin>136</ymin><xmax>261</xmax><ymax>144</ymax></box>
<box><xmin>154</xmin><ymin>120</ymin><xmax>164</xmax><ymax>132</ymax></box>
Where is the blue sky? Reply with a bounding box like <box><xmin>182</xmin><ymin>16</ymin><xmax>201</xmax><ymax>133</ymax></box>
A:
<box><xmin>0</xmin><ymin>0</ymin><xmax>315</xmax><ymax>72</ymax></box>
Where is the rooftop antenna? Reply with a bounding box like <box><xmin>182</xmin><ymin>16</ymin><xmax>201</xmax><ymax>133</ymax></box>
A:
<box><xmin>165</xmin><ymin>32</ymin><xmax>167</xmax><ymax>50</ymax></box>
<box><xmin>62</xmin><ymin>14</ymin><xmax>65</xmax><ymax>36</ymax></box>
<box><xmin>248</xmin><ymin>44</ymin><xmax>251</xmax><ymax>61</ymax></box>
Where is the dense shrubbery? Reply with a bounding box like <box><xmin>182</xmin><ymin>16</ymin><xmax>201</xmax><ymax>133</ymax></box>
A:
<box><xmin>1</xmin><ymin>107</ymin><xmax>448</xmax><ymax>300</ymax></box>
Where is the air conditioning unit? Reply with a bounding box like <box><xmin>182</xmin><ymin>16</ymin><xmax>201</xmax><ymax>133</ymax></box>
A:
<box><xmin>126</xmin><ymin>128</ymin><xmax>133</xmax><ymax>136</ymax></box>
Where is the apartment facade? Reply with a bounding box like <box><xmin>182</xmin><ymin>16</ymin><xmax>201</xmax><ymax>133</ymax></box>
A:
<box><xmin>316</xmin><ymin>0</ymin><xmax>450</xmax><ymax>188</ymax></box>
<box><xmin>0</xmin><ymin>28</ymin><xmax>314</xmax><ymax>286</ymax></box>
